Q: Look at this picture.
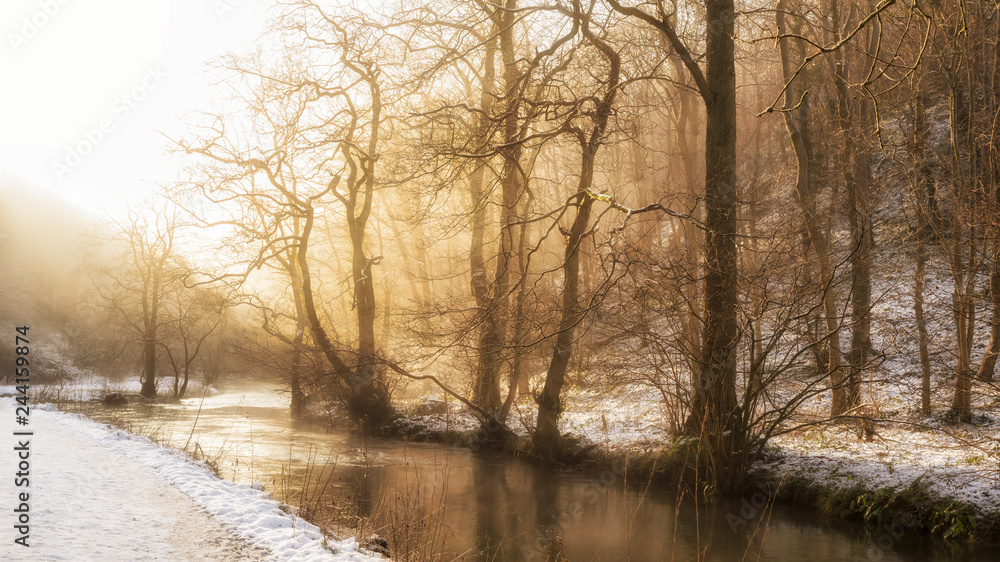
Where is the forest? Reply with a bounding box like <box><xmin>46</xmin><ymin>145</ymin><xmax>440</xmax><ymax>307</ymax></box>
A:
<box><xmin>3</xmin><ymin>0</ymin><xmax>1000</xmax><ymax>558</ymax></box>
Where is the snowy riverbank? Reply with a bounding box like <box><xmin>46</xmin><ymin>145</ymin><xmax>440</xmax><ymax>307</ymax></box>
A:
<box><xmin>390</xmin><ymin>246</ymin><xmax>1000</xmax><ymax>540</ymax></box>
<box><xmin>0</xmin><ymin>396</ymin><xmax>380</xmax><ymax>561</ymax></box>
<box><xmin>394</xmin><ymin>384</ymin><xmax>1000</xmax><ymax>543</ymax></box>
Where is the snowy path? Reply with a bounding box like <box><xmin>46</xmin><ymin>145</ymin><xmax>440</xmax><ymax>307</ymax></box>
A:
<box><xmin>0</xmin><ymin>399</ymin><xmax>378</xmax><ymax>561</ymax></box>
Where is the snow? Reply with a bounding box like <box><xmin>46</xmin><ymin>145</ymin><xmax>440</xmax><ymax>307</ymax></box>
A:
<box><xmin>16</xmin><ymin>374</ymin><xmax>223</xmax><ymax>405</ymax></box>
<box><xmin>0</xmin><ymin>397</ymin><xmax>381</xmax><ymax>561</ymax></box>
<box><xmin>748</xmin><ymin>243</ymin><xmax>1000</xmax><ymax>515</ymax></box>
<box><xmin>401</xmin><ymin>384</ymin><xmax>673</xmax><ymax>452</ymax></box>
<box><xmin>761</xmin><ymin>421</ymin><xmax>1000</xmax><ymax>513</ymax></box>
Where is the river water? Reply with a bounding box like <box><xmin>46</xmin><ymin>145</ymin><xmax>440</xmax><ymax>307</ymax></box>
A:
<box><xmin>79</xmin><ymin>382</ymin><xmax>991</xmax><ymax>561</ymax></box>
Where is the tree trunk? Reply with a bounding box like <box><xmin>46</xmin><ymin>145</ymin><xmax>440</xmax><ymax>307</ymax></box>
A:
<box><xmin>977</xmin><ymin>29</ymin><xmax>1000</xmax><ymax>383</ymax></box>
<box><xmin>501</xmin><ymin>196</ymin><xmax>533</xmax><ymax>421</ymax></box>
<box><xmin>670</xmin><ymin>56</ymin><xmax>703</xmax><ymax>367</ymax></box>
<box><xmin>140</xmin><ymin>271</ymin><xmax>159</xmax><ymax>399</ymax></box>
<box><xmin>179</xmin><ymin>364</ymin><xmax>190</xmax><ymax>399</ymax></box>
<box><xmin>470</xmin><ymin>13</ymin><xmax>497</xmax><ymax>414</ymax></box>
<box><xmin>947</xmin><ymin>72</ymin><xmax>975</xmax><ymax>423</ymax></box>
<box><xmin>289</xmin><ymin>327</ymin><xmax>306</xmax><ymax>420</ymax></box>
<box><xmin>915</xmin><ymin>236</ymin><xmax>931</xmax><ymax>414</ymax></box>
<box><xmin>953</xmin><ymin>292</ymin><xmax>974</xmax><ymax>421</ymax></box>
<box><xmin>469</xmin><ymin>11</ymin><xmax>497</xmax><ymax>314</ymax></box>
<box><xmin>911</xmin><ymin>72</ymin><xmax>933</xmax><ymax>415</ymax></box>
<box><xmin>533</xmin><ymin>13</ymin><xmax>619</xmax><ymax>459</ymax></box>
<box><xmin>837</xmin><ymin>6</ymin><xmax>875</xmax><ymax>411</ymax></box>
<box><xmin>685</xmin><ymin>0</ymin><xmax>740</xmax><ymax>491</ymax></box>
<box><xmin>298</xmin><ymin>204</ymin><xmax>390</xmax><ymax>429</ymax></box>
<box><xmin>474</xmin><ymin>0</ymin><xmax>523</xmax><ymax>419</ymax></box>
<box><xmin>778</xmin><ymin>3</ymin><xmax>844</xmax><ymax>415</ymax></box>
<box><xmin>535</xmin><ymin>195</ymin><xmax>594</xmax><ymax>458</ymax></box>
<box><xmin>287</xmin><ymin>241</ymin><xmax>309</xmax><ymax>421</ymax></box>
<box><xmin>339</xmin><ymin>60</ymin><xmax>392</xmax><ymax>430</ymax></box>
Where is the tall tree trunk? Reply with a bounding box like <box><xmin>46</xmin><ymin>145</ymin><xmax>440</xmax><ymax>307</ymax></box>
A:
<box><xmin>298</xmin><ymin>204</ymin><xmax>390</xmax><ymax>429</ymax></box>
<box><xmin>607</xmin><ymin>0</ymin><xmax>740</xmax><ymax>487</ymax></box>
<box><xmin>686</xmin><ymin>0</ymin><xmax>740</xmax><ymax>490</ymax></box>
<box><xmin>288</xmin><ymin>241</ymin><xmax>309</xmax><ymax>420</ymax></box>
<box><xmin>912</xmin><ymin>78</ymin><xmax>933</xmax><ymax>414</ymax></box>
<box><xmin>469</xmin><ymin>21</ymin><xmax>497</xmax><ymax>315</ymax></box>
<box><xmin>468</xmin><ymin>16</ymin><xmax>496</xmax><ymax>415</ymax></box>
<box><xmin>846</xmin><ymin>124</ymin><xmax>873</xmax><ymax>410</ymax></box>
<box><xmin>474</xmin><ymin>0</ymin><xmax>523</xmax><ymax>419</ymax></box>
<box><xmin>837</xmin><ymin>6</ymin><xmax>875</xmax><ymax>411</ymax></box>
<box><xmin>343</xmin><ymin>61</ymin><xmax>391</xmax><ymax>429</ymax></box>
<box><xmin>535</xmin><ymin>195</ymin><xmax>593</xmax><ymax>458</ymax></box>
<box><xmin>779</xmin><ymin>2</ymin><xmax>844</xmax><ymax>415</ymax></box>
<box><xmin>948</xmin><ymin>71</ymin><xmax>975</xmax><ymax>422</ymax></box>
<box><xmin>533</xmin><ymin>13</ymin><xmax>618</xmax><ymax>459</ymax></box>
<box><xmin>501</xmin><ymin>191</ymin><xmax>534</xmax><ymax>421</ymax></box>
<box><xmin>140</xmin><ymin>271</ymin><xmax>160</xmax><ymax>399</ymax></box>
<box><xmin>977</xmin><ymin>27</ymin><xmax>1000</xmax><ymax>383</ymax></box>
<box><xmin>670</xmin><ymin>56</ymin><xmax>703</xmax><ymax>367</ymax></box>
<box><xmin>915</xmin><ymin>234</ymin><xmax>931</xmax><ymax>414</ymax></box>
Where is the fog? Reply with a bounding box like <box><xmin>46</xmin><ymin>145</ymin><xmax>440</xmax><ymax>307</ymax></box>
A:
<box><xmin>2</xmin><ymin>0</ymin><xmax>999</xmax><ymax>559</ymax></box>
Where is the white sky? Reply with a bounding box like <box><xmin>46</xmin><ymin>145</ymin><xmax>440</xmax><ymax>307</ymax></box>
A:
<box><xmin>0</xmin><ymin>0</ymin><xmax>269</xmax><ymax>217</ymax></box>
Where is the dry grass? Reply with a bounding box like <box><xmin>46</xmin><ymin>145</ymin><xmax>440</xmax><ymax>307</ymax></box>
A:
<box><xmin>271</xmin><ymin>444</ymin><xmax>457</xmax><ymax>560</ymax></box>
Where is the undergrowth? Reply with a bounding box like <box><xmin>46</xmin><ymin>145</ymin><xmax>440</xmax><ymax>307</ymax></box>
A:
<box><xmin>755</xmin><ymin>471</ymin><xmax>998</xmax><ymax>544</ymax></box>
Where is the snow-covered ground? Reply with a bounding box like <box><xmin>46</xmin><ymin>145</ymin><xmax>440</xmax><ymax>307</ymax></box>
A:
<box><xmin>762</xmin><ymin>419</ymin><xmax>1000</xmax><ymax>510</ymax></box>
<box><xmin>757</xmin><ymin>244</ymin><xmax>1000</xmax><ymax>515</ymax></box>
<box><xmin>0</xmin><ymin>396</ymin><xmax>379</xmax><ymax>561</ymax></box>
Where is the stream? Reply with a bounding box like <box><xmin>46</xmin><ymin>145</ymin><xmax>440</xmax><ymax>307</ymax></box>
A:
<box><xmin>77</xmin><ymin>381</ymin><xmax>992</xmax><ymax>561</ymax></box>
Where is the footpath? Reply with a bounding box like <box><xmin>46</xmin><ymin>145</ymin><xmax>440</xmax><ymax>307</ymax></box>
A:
<box><xmin>0</xmin><ymin>397</ymin><xmax>378</xmax><ymax>561</ymax></box>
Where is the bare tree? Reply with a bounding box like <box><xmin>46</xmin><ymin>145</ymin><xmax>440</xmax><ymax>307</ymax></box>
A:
<box><xmin>159</xmin><ymin>281</ymin><xmax>227</xmax><ymax>398</ymax></box>
<box><xmin>534</xmin><ymin>1</ymin><xmax>620</xmax><ymax>459</ymax></box>
<box><xmin>776</xmin><ymin>0</ymin><xmax>845</xmax><ymax>415</ymax></box>
<box><xmin>96</xmin><ymin>201</ymin><xmax>181</xmax><ymax>398</ymax></box>
<box><xmin>606</xmin><ymin>0</ymin><xmax>743</xmax><ymax>489</ymax></box>
<box><xmin>178</xmin><ymin>6</ymin><xmax>399</xmax><ymax>427</ymax></box>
